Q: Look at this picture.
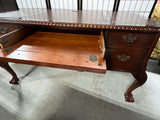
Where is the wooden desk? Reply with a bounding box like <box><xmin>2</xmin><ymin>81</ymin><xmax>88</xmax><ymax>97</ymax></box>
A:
<box><xmin>0</xmin><ymin>9</ymin><xmax>160</xmax><ymax>102</ymax></box>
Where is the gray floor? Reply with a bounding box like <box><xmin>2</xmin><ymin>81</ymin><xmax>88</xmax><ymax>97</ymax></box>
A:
<box><xmin>147</xmin><ymin>59</ymin><xmax>160</xmax><ymax>74</ymax></box>
<box><xmin>0</xmin><ymin>59</ymin><xmax>160</xmax><ymax>120</ymax></box>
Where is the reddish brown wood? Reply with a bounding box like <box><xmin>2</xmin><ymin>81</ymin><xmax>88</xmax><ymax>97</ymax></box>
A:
<box><xmin>125</xmin><ymin>71</ymin><xmax>147</xmax><ymax>102</ymax></box>
<box><xmin>0</xmin><ymin>27</ymin><xmax>35</xmax><ymax>48</ymax></box>
<box><xmin>0</xmin><ymin>61</ymin><xmax>19</xmax><ymax>84</ymax></box>
<box><xmin>0</xmin><ymin>9</ymin><xmax>159</xmax><ymax>32</ymax></box>
<box><xmin>0</xmin><ymin>9</ymin><xmax>159</xmax><ymax>102</ymax></box>
<box><xmin>106</xmin><ymin>47</ymin><xmax>147</xmax><ymax>71</ymax></box>
<box><xmin>107</xmin><ymin>31</ymin><xmax>155</xmax><ymax>48</ymax></box>
<box><xmin>105</xmin><ymin>32</ymin><xmax>159</xmax><ymax>71</ymax></box>
<box><xmin>98</xmin><ymin>32</ymin><xmax>105</xmax><ymax>65</ymax></box>
<box><xmin>105</xmin><ymin>32</ymin><xmax>159</xmax><ymax>102</ymax></box>
<box><xmin>0</xmin><ymin>31</ymin><xmax>106</xmax><ymax>73</ymax></box>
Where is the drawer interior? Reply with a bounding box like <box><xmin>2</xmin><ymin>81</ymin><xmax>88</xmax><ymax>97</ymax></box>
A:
<box><xmin>0</xmin><ymin>28</ymin><xmax>106</xmax><ymax>73</ymax></box>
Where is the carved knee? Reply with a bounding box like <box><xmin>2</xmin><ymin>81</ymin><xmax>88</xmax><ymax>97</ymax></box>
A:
<box><xmin>0</xmin><ymin>61</ymin><xmax>19</xmax><ymax>84</ymax></box>
<box><xmin>132</xmin><ymin>71</ymin><xmax>147</xmax><ymax>86</ymax></box>
<box><xmin>0</xmin><ymin>61</ymin><xmax>8</xmax><ymax>68</ymax></box>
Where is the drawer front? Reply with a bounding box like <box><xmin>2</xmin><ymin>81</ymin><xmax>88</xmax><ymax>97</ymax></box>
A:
<box><xmin>106</xmin><ymin>31</ymin><xmax>155</xmax><ymax>48</ymax></box>
<box><xmin>0</xmin><ymin>24</ymin><xmax>19</xmax><ymax>36</ymax></box>
<box><xmin>106</xmin><ymin>48</ymin><xmax>147</xmax><ymax>71</ymax></box>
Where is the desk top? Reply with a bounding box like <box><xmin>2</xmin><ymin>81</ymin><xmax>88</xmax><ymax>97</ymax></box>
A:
<box><xmin>0</xmin><ymin>9</ymin><xmax>160</xmax><ymax>32</ymax></box>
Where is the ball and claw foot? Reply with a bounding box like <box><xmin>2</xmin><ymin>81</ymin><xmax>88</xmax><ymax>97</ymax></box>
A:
<box><xmin>9</xmin><ymin>78</ymin><xmax>19</xmax><ymax>84</ymax></box>
<box><xmin>124</xmin><ymin>93</ymin><xmax>134</xmax><ymax>102</ymax></box>
<box><xmin>124</xmin><ymin>70</ymin><xmax>147</xmax><ymax>102</ymax></box>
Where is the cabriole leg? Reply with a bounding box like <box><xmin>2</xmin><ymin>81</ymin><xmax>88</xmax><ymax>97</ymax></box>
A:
<box><xmin>124</xmin><ymin>71</ymin><xmax>147</xmax><ymax>102</ymax></box>
<box><xmin>0</xmin><ymin>61</ymin><xmax>19</xmax><ymax>84</ymax></box>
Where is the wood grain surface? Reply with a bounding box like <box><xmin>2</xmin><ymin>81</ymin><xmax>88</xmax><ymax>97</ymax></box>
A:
<box><xmin>0</xmin><ymin>27</ymin><xmax>35</xmax><ymax>49</ymax></box>
<box><xmin>0</xmin><ymin>9</ymin><xmax>159</xmax><ymax>32</ymax></box>
<box><xmin>0</xmin><ymin>31</ymin><xmax>106</xmax><ymax>73</ymax></box>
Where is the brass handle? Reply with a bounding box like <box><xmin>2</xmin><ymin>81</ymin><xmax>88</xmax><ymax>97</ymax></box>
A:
<box><xmin>99</xmin><ymin>46</ymin><xmax>103</xmax><ymax>53</ymax></box>
<box><xmin>0</xmin><ymin>27</ymin><xmax>9</xmax><ymax>34</ymax></box>
<box><xmin>118</xmin><ymin>54</ymin><xmax>130</xmax><ymax>62</ymax></box>
<box><xmin>123</xmin><ymin>34</ymin><xmax>137</xmax><ymax>43</ymax></box>
<box><xmin>89</xmin><ymin>55</ymin><xmax>97</xmax><ymax>62</ymax></box>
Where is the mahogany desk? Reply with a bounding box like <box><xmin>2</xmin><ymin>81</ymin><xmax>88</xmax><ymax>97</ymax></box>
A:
<box><xmin>0</xmin><ymin>9</ymin><xmax>160</xmax><ymax>102</ymax></box>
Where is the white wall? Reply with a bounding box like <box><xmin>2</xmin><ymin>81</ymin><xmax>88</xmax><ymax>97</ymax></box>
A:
<box><xmin>16</xmin><ymin>0</ymin><xmax>47</xmax><ymax>8</ymax></box>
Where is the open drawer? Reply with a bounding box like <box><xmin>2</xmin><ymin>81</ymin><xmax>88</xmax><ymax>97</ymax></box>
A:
<box><xmin>0</xmin><ymin>27</ymin><xmax>106</xmax><ymax>73</ymax></box>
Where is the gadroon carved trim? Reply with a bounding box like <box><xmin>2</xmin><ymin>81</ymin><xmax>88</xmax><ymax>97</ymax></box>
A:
<box><xmin>0</xmin><ymin>19</ymin><xmax>159</xmax><ymax>32</ymax></box>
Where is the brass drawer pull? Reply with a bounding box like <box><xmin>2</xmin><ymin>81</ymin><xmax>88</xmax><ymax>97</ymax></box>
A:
<box><xmin>89</xmin><ymin>55</ymin><xmax>97</xmax><ymax>62</ymax></box>
<box><xmin>123</xmin><ymin>34</ymin><xmax>137</xmax><ymax>43</ymax></box>
<box><xmin>118</xmin><ymin>54</ymin><xmax>130</xmax><ymax>62</ymax></box>
<box><xmin>0</xmin><ymin>27</ymin><xmax>9</xmax><ymax>34</ymax></box>
<box><xmin>99</xmin><ymin>46</ymin><xmax>103</xmax><ymax>53</ymax></box>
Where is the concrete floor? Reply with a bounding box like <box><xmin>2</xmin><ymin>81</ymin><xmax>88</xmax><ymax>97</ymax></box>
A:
<box><xmin>0</xmin><ymin>59</ymin><xmax>160</xmax><ymax>120</ymax></box>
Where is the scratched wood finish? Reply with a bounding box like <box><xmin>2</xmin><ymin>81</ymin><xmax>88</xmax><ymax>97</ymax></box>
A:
<box><xmin>0</xmin><ymin>9</ymin><xmax>160</xmax><ymax>32</ymax></box>
<box><xmin>106</xmin><ymin>31</ymin><xmax>155</xmax><ymax>48</ymax></box>
<box><xmin>0</xmin><ymin>31</ymin><xmax>106</xmax><ymax>73</ymax></box>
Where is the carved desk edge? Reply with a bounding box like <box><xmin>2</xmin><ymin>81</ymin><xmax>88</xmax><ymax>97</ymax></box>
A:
<box><xmin>0</xmin><ymin>18</ymin><xmax>160</xmax><ymax>33</ymax></box>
